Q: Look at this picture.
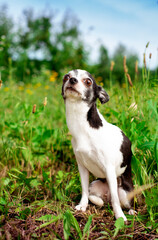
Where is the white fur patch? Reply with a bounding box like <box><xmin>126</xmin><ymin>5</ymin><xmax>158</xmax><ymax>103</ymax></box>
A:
<box><xmin>89</xmin><ymin>195</ymin><xmax>104</xmax><ymax>207</ymax></box>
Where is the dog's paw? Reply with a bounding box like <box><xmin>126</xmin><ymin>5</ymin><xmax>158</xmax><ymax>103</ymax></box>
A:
<box><xmin>128</xmin><ymin>209</ymin><xmax>137</xmax><ymax>215</ymax></box>
<box><xmin>115</xmin><ymin>212</ymin><xmax>127</xmax><ymax>222</ymax></box>
<box><xmin>89</xmin><ymin>195</ymin><xmax>104</xmax><ymax>207</ymax></box>
<box><xmin>75</xmin><ymin>204</ymin><xmax>87</xmax><ymax>212</ymax></box>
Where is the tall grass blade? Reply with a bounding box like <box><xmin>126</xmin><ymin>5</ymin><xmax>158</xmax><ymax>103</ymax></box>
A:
<box><xmin>82</xmin><ymin>215</ymin><xmax>92</xmax><ymax>240</ymax></box>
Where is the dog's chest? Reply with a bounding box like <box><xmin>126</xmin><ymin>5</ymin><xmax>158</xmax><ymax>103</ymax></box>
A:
<box><xmin>70</xmin><ymin>123</ymin><xmax>124</xmax><ymax>178</ymax></box>
<box><xmin>72</xmin><ymin>133</ymin><xmax>107</xmax><ymax>178</ymax></box>
<box><xmin>65</xmin><ymin>100</ymin><xmax>90</xmax><ymax>135</ymax></box>
<box><xmin>65</xmin><ymin>100</ymin><xmax>125</xmax><ymax>178</ymax></box>
<box><xmin>72</xmin><ymin>133</ymin><xmax>125</xmax><ymax>178</ymax></box>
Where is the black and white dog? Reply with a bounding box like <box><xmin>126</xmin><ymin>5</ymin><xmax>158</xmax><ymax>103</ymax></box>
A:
<box><xmin>62</xmin><ymin>69</ymin><xmax>134</xmax><ymax>221</ymax></box>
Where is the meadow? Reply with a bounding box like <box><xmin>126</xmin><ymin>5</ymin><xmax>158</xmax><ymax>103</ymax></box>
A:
<box><xmin>0</xmin><ymin>65</ymin><xmax>158</xmax><ymax>239</ymax></box>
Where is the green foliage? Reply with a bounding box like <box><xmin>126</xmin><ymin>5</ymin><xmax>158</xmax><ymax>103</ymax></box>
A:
<box><xmin>112</xmin><ymin>44</ymin><xmax>138</xmax><ymax>84</ymax></box>
<box><xmin>0</xmin><ymin>5</ymin><xmax>88</xmax><ymax>81</ymax></box>
<box><xmin>113</xmin><ymin>217</ymin><xmax>125</xmax><ymax>237</ymax></box>
<box><xmin>1</xmin><ymin>4</ymin><xmax>156</xmax><ymax>85</ymax></box>
<box><xmin>0</xmin><ymin>70</ymin><xmax>157</xmax><ymax>239</ymax></box>
<box><xmin>63</xmin><ymin>210</ymin><xmax>92</xmax><ymax>240</ymax></box>
<box><xmin>19</xmin><ymin>207</ymin><xmax>31</xmax><ymax>220</ymax></box>
<box><xmin>35</xmin><ymin>214</ymin><xmax>62</xmax><ymax>231</ymax></box>
<box><xmin>0</xmin><ymin>5</ymin><xmax>14</xmax><ymax>68</ymax></box>
<box><xmin>94</xmin><ymin>45</ymin><xmax>110</xmax><ymax>85</ymax></box>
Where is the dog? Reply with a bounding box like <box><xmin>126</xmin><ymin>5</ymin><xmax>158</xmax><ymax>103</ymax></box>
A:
<box><xmin>62</xmin><ymin>69</ymin><xmax>135</xmax><ymax>221</ymax></box>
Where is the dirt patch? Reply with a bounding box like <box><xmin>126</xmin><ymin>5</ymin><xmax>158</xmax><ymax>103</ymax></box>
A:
<box><xmin>0</xmin><ymin>204</ymin><xmax>157</xmax><ymax>240</ymax></box>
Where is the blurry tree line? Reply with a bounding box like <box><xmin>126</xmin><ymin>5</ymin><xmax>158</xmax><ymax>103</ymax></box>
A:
<box><xmin>0</xmin><ymin>4</ymin><xmax>156</xmax><ymax>85</ymax></box>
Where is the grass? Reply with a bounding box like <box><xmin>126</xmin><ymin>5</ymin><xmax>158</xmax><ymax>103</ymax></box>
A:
<box><xmin>0</xmin><ymin>67</ymin><xmax>158</xmax><ymax>239</ymax></box>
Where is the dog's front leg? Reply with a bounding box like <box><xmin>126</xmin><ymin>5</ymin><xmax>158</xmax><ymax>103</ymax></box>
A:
<box><xmin>75</xmin><ymin>162</ymin><xmax>89</xmax><ymax>212</ymax></box>
<box><xmin>106</xmin><ymin>166</ymin><xmax>127</xmax><ymax>221</ymax></box>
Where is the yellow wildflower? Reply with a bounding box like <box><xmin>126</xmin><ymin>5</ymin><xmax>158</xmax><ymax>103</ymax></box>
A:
<box><xmin>122</xmin><ymin>83</ymin><xmax>126</xmax><ymax>88</ymax></box>
<box><xmin>18</xmin><ymin>86</ymin><xmax>24</xmax><ymax>91</ymax></box>
<box><xmin>34</xmin><ymin>82</ymin><xmax>41</xmax><ymax>88</ymax></box>
<box><xmin>26</xmin><ymin>89</ymin><xmax>33</xmax><ymax>95</ymax></box>
<box><xmin>33</xmin><ymin>82</ymin><xmax>41</xmax><ymax>89</ymax></box>
<box><xmin>49</xmin><ymin>71</ymin><xmax>58</xmax><ymax>82</ymax></box>
<box><xmin>4</xmin><ymin>87</ymin><xmax>9</xmax><ymax>92</ymax></box>
<box><xmin>45</xmin><ymin>85</ymin><xmax>50</xmax><ymax>90</ymax></box>
<box><xmin>49</xmin><ymin>75</ymin><xmax>56</xmax><ymax>82</ymax></box>
<box><xmin>52</xmin><ymin>71</ymin><xmax>58</xmax><ymax>77</ymax></box>
<box><xmin>26</xmin><ymin>83</ymin><xmax>32</xmax><ymax>88</ymax></box>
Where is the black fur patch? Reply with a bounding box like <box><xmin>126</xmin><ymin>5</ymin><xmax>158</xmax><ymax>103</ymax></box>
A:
<box><xmin>120</xmin><ymin>132</ymin><xmax>133</xmax><ymax>193</ymax></box>
<box><xmin>62</xmin><ymin>84</ymin><xmax>65</xmax><ymax>98</ymax></box>
<box><xmin>97</xmin><ymin>177</ymin><xmax>122</xmax><ymax>187</ymax></box>
<box><xmin>87</xmin><ymin>103</ymin><xmax>103</xmax><ymax>129</ymax></box>
<box><xmin>97</xmin><ymin>86</ymin><xmax>110</xmax><ymax>104</ymax></box>
<box><xmin>84</xmin><ymin>89</ymin><xmax>91</xmax><ymax>102</ymax></box>
<box><xmin>72</xmin><ymin>69</ymin><xmax>78</xmax><ymax>76</ymax></box>
<box><xmin>97</xmin><ymin>178</ymin><xmax>106</xmax><ymax>183</ymax></box>
<box><xmin>86</xmin><ymin>71</ymin><xmax>95</xmax><ymax>81</ymax></box>
<box><xmin>84</xmin><ymin>72</ymin><xmax>101</xmax><ymax>104</ymax></box>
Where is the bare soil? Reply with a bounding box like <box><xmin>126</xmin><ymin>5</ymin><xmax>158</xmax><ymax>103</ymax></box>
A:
<box><xmin>0</xmin><ymin>203</ymin><xmax>158</xmax><ymax>240</ymax></box>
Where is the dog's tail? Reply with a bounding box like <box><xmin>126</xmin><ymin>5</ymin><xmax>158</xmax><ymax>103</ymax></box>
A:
<box><xmin>127</xmin><ymin>183</ymin><xmax>156</xmax><ymax>201</ymax></box>
<box><xmin>89</xmin><ymin>182</ymin><xmax>156</xmax><ymax>208</ymax></box>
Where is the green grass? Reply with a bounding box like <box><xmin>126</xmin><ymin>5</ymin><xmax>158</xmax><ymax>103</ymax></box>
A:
<box><xmin>0</xmin><ymin>69</ymin><xmax>158</xmax><ymax>239</ymax></box>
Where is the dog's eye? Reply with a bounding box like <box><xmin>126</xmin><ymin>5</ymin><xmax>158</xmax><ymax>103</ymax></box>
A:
<box><xmin>83</xmin><ymin>78</ymin><xmax>92</xmax><ymax>87</ymax></box>
<box><xmin>63</xmin><ymin>74</ymin><xmax>70</xmax><ymax>82</ymax></box>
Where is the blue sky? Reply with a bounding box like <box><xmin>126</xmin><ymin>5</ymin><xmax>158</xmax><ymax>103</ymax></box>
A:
<box><xmin>2</xmin><ymin>0</ymin><xmax>158</xmax><ymax>68</ymax></box>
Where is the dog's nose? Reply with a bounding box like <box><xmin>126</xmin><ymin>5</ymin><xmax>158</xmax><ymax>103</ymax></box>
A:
<box><xmin>69</xmin><ymin>77</ymin><xmax>78</xmax><ymax>85</ymax></box>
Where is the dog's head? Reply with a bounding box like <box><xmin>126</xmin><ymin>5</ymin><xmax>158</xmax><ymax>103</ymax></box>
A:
<box><xmin>62</xmin><ymin>69</ymin><xmax>109</xmax><ymax>105</ymax></box>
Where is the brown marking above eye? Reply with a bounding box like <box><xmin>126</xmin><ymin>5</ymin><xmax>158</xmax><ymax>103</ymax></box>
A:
<box><xmin>63</xmin><ymin>74</ymin><xmax>70</xmax><ymax>82</ymax></box>
<box><xmin>83</xmin><ymin>78</ymin><xmax>92</xmax><ymax>87</ymax></box>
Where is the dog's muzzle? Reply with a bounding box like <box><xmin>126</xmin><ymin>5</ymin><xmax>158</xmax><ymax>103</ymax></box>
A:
<box><xmin>65</xmin><ymin>77</ymin><xmax>80</xmax><ymax>95</ymax></box>
<box><xmin>69</xmin><ymin>77</ymin><xmax>78</xmax><ymax>85</ymax></box>
<box><xmin>65</xmin><ymin>86</ymin><xmax>80</xmax><ymax>95</ymax></box>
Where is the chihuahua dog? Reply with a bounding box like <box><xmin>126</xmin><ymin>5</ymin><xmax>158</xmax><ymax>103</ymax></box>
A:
<box><xmin>62</xmin><ymin>69</ymin><xmax>134</xmax><ymax>221</ymax></box>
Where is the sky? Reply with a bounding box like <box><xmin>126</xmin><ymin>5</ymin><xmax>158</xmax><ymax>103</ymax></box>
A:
<box><xmin>1</xmin><ymin>0</ymin><xmax>158</xmax><ymax>68</ymax></box>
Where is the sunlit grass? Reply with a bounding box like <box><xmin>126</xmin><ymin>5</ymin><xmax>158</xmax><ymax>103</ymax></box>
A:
<box><xmin>0</xmin><ymin>66</ymin><xmax>157</xmax><ymax>238</ymax></box>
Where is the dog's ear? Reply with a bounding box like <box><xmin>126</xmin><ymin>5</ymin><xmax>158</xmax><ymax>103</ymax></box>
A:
<box><xmin>97</xmin><ymin>86</ymin><xmax>110</xmax><ymax>104</ymax></box>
